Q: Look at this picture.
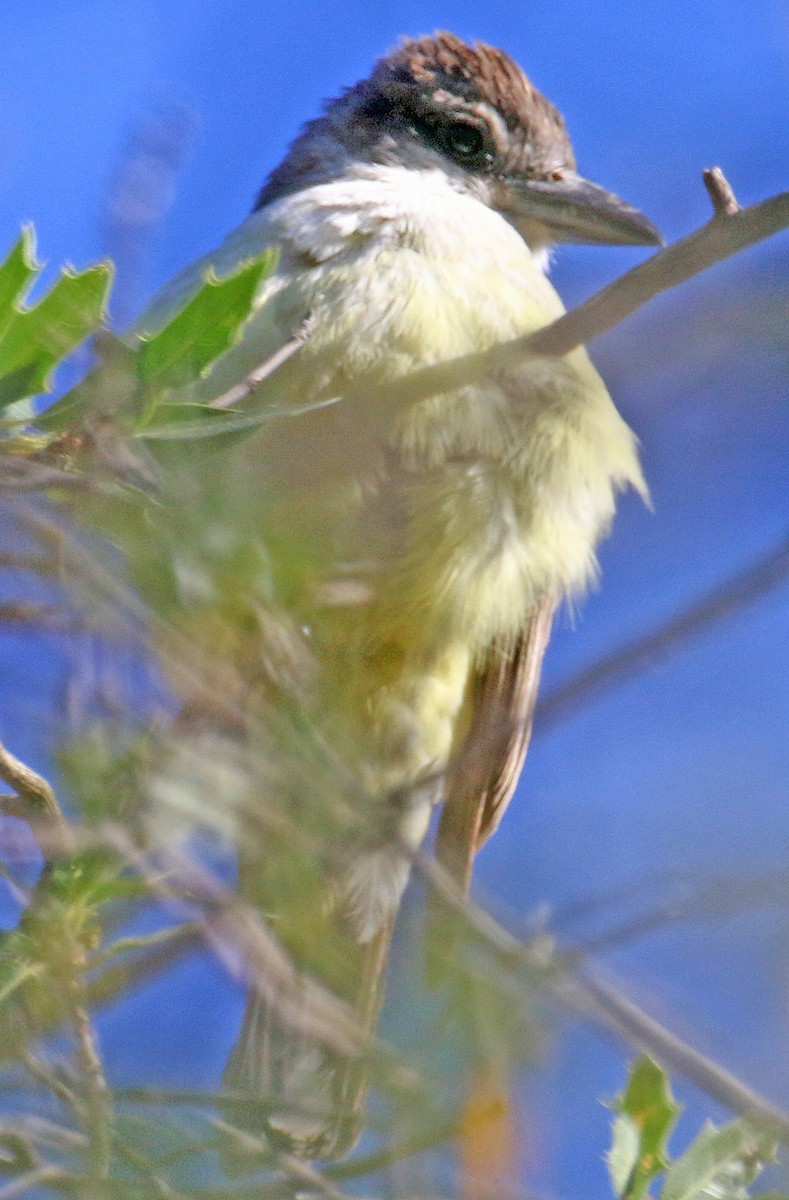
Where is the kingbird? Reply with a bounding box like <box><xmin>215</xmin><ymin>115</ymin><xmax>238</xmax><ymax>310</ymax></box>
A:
<box><xmin>140</xmin><ymin>31</ymin><xmax>659</xmax><ymax>1160</ymax></box>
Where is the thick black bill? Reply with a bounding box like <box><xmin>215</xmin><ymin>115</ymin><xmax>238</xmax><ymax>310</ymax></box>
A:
<box><xmin>504</xmin><ymin>172</ymin><xmax>662</xmax><ymax>246</ymax></box>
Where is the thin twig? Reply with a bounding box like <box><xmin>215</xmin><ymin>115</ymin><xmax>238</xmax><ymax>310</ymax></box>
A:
<box><xmin>0</xmin><ymin>459</ymin><xmax>96</xmax><ymax>493</ymax></box>
<box><xmin>0</xmin><ymin>1128</ymin><xmax>40</xmax><ymax>1175</ymax></box>
<box><xmin>21</xmin><ymin>1055</ymin><xmax>80</xmax><ymax>1113</ymax></box>
<box><xmin>704</xmin><ymin>167</ymin><xmax>741</xmax><ymax>216</ymax></box>
<box><xmin>558</xmin><ymin>968</ymin><xmax>789</xmax><ymax>1133</ymax></box>
<box><xmin>0</xmin><ymin>552</ymin><xmax>59</xmax><ymax>575</ymax></box>
<box><xmin>0</xmin><ymin>745</ymin><xmax>112</xmax><ymax>1179</ymax></box>
<box><xmin>311</xmin><ymin>171</ymin><xmax>789</xmax><ymax>423</ymax></box>
<box><xmin>87</xmin><ymin>921</ymin><xmax>203</xmax><ymax>973</ymax></box>
<box><xmin>0</xmin><ymin>603</ymin><xmax>84</xmax><ymax>633</ymax></box>
<box><xmin>415</xmin><ymin>851</ymin><xmax>789</xmax><ymax>1144</ymax></box>
<box><xmin>536</xmin><ymin>532</ymin><xmax>789</xmax><ymax>731</ymax></box>
<box><xmin>208</xmin><ymin>333</ymin><xmax>307</xmax><ymax>411</ymax></box>
<box><xmin>102</xmin><ymin>830</ymin><xmax>371</xmax><ymax>1063</ymax></box>
<box><xmin>0</xmin><ymin>741</ymin><xmax>72</xmax><ymax>859</ymax></box>
<box><xmin>87</xmin><ymin>924</ymin><xmax>204</xmax><ymax>1010</ymax></box>
<box><xmin>278</xmin><ymin>1152</ymin><xmax>358</xmax><ymax>1200</ymax></box>
<box><xmin>112</xmin><ymin>1132</ymin><xmax>192</xmax><ymax>1200</ymax></box>
<box><xmin>162</xmin><ymin>171</ymin><xmax>789</xmax><ymax>436</ymax></box>
<box><xmin>523</xmin><ymin>166</ymin><xmax>782</xmax><ymax>358</ymax></box>
<box><xmin>1</xmin><ymin>1116</ymin><xmax>86</xmax><ymax>1157</ymax></box>
<box><xmin>67</xmin><ymin>974</ymin><xmax>112</xmax><ymax>1183</ymax></box>
<box><xmin>566</xmin><ymin>870</ymin><xmax>789</xmax><ymax>958</ymax></box>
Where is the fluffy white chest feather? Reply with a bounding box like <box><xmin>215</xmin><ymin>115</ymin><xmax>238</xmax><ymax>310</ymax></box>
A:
<box><xmin>237</xmin><ymin>166</ymin><xmax>646</xmax><ymax>655</ymax></box>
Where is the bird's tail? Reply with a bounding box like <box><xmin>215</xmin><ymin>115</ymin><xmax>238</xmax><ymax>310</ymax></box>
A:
<box><xmin>220</xmin><ymin>919</ymin><xmax>393</xmax><ymax>1166</ymax></box>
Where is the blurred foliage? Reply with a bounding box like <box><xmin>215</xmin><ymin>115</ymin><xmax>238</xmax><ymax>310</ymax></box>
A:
<box><xmin>0</xmin><ymin>228</ymin><xmax>111</xmax><ymax>418</ymax></box>
<box><xmin>0</xmin><ymin>225</ymin><xmax>787</xmax><ymax>1200</ymax></box>
<box><xmin>608</xmin><ymin>1059</ymin><xmax>785</xmax><ymax>1200</ymax></box>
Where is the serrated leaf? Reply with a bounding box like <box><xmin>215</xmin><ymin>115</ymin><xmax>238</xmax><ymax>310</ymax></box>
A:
<box><xmin>0</xmin><ymin>232</ymin><xmax>112</xmax><ymax>410</ymax></box>
<box><xmin>136</xmin><ymin>250</ymin><xmax>276</xmax><ymax>395</ymax></box>
<box><xmin>0</xmin><ymin>228</ymin><xmax>39</xmax><ymax>324</ymax></box>
<box><xmin>608</xmin><ymin>1058</ymin><xmax>682</xmax><ymax>1199</ymax></box>
<box><xmin>610</xmin><ymin>1114</ymin><xmax>646</xmax><ymax>1198</ymax></box>
<box><xmin>662</xmin><ymin>1120</ymin><xmax>777</xmax><ymax>1200</ymax></box>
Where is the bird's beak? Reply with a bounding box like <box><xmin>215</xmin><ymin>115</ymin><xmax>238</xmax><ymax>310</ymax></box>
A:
<box><xmin>501</xmin><ymin>171</ymin><xmax>662</xmax><ymax>247</ymax></box>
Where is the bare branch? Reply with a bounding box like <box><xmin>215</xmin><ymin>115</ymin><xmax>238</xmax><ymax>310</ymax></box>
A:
<box><xmin>0</xmin><ymin>458</ymin><xmax>96</xmax><ymax>494</ymax></box>
<box><xmin>86</xmin><ymin>925</ymin><xmax>204</xmax><ymax>1010</ymax></box>
<box><xmin>102</xmin><ymin>830</ymin><xmax>373</xmax><ymax>1064</ymax></box>
<box><xmin>524</xmin><ymin>168</ymin><xmax>787</xmax><ymax>358</ymax></box>
<box><xmin>536</xmin><ymin>532</ymin><xmax>789</xmax><ymax>731</ymax></box>
<box><xmin>302</xmin><ymin>171</ymin><xmax>789</xmax><ymax>423</ymax></box>
<box><xmin>0</xmin><ymin>742</ymin><xmax>72</xmax><ymax>859</ymax></box>
<box><xmin>208</xmin><ymin>332</ymin><xmax>307</xmax><ymax>411</ymax></box>
<box><xmin>21</xmin><ymin>1055</ymin><xmax>80</xmax><ymax>1113</ymax></box>
<box><xmin>65</xmin><ymin>971</ymin><xmax>112</xmax><ymax>1183</ymax></box>
<box><xmin>415</xmin><ymin>851</ymin><xmax>789</xmax><ymax>1144</ymax></box>
<box><xmin>0</xmin><ymin>1165</ymin><xmax>67</xmax><ymax>1200</ymax></box>
<box><xmin>0</xmin><ymin>746</ymin><xmax>110</xmax><ymax>1178</ymax></box>
<box><xmin>0</xmin><ymin>603</ymin><xmax>85</xmax><ymax>633</ymax></box>
<box><xmin>704</xmin><ymin>166</ymin><xmax>741</xmax><ymax>216</ymax></box>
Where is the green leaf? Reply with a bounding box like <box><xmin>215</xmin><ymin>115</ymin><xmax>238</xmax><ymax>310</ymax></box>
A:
<box><xmin>136</xmin><ymin>250</ymin><xmax>276</xmax><ymax>395</ymax></box>
<box><xmin>0</xmin><ymin>227</ymin><xmax>113</xmax><ymax>410</ymax></box>
<box><xmin>608</xmin><ymin>1058</ymin><xmax>682</xmax><ymax>1200</ymax></box>
<box><xmin>661</xmin><ymin>1120</ymin><xmax>777</xmax><ymax>1200</ymax></box>
<box><xmin>135</xmin><ymin>403</ymin><xmax>268</xmax><ymax>442</ymax></box>
<box><xmin>0</xmin><ymin>227</ymin><xmax>38</xmax><ymax>323</ymax></box>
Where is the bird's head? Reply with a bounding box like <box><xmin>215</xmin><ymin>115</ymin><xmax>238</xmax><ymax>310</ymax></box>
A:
<box><xmin>257</xmin><ymin>31</ymin><xmax>661</xmax><ymax>253</ymax></box>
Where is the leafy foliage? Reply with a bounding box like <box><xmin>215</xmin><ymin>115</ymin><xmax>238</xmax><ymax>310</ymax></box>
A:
<box><xmin>136</xmin><ymin>255</ymin><xmax>275</xmax><ymax>395</ymax></box>
<box><xmin>609</xmin><ymin>1059</ymin><xmax>785</xmax><ymax>1200</ymax></box>
<box><xmin>0</xmin><ymin>227</ymin><xmax>112</xmax><ymax>413</ymax></box>
<box><xmin>39</xmin><ymin>247</ymin><xmax>276</xmax><ymax>437</ymax></box>
<box><xmin>609</xmin><ymin>1056</ymin><xmax>682</xmax><ymax>1200</ymax></box>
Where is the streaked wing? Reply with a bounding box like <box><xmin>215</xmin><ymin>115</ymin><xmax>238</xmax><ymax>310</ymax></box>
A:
<box><xmin>435</xmin><ymin>596</ymin><xmax>555</xmax><ymax>893</ymax></box>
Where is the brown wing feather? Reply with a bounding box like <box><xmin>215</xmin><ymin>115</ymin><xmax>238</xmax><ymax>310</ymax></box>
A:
<box><xmin>435</xmin><ymin>597</ymin><xmax>555</xmax><ymax>894</ymax></box>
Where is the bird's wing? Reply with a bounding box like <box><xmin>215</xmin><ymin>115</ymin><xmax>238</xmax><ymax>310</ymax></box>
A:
<box><xmin>435</xmin><ymin>596</ymin><xmax>555</xmax><ymax>894</ymax></box>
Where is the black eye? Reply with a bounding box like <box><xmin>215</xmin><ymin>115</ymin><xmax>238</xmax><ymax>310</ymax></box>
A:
<box><xmin>438</xmin><ymin>120</ymin><xmax>488</xmax><ymax>164</ymax></box>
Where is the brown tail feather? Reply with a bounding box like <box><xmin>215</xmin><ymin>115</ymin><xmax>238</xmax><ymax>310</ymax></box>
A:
<box><xmin>220</xmin><ymin>919</ymin><xmax>394</xmax><ymax>1168</ymax></box>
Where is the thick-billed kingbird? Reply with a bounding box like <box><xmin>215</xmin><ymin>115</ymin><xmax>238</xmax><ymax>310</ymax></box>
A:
<box><xmin>140</xmin><ymin>31</ymin><xmax>659</xmax><ymax>1161</ymax></box>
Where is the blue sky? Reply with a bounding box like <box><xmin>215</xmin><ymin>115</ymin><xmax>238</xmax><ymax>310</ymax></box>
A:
<box><xmin>0</xmin><ymin>3</ymin><xmax>788</xmax><ymax>1196</ymax></box>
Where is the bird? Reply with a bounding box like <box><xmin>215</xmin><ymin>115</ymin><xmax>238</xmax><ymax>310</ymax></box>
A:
<box><xmin>138</xmin><ymin>30</ymin><xmax>659</xmax><ymax>1162</ymax></box>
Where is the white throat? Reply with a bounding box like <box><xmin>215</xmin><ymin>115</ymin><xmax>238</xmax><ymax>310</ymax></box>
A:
<box><xmin>264</xmin><ymin>163</ymin><xmax>552</xmax><ymax>274</ymax></box>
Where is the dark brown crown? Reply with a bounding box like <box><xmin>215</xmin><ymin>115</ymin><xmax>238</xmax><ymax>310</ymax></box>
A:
<box><xmin>372</xmin><ymin>32</ymin><xmax>574</xmax><ymax>163</ymax></box>
<box><xmin>256</xmin><ymin>32</ymin><xmax>575</xmax><ymax>210</ymax></box>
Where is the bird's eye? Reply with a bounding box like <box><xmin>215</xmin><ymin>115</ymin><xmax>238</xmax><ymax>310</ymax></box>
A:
<box><xmin>438</xmin><ymin>121</ymin><xmax>489</xmax><ymax>165</ymax></box>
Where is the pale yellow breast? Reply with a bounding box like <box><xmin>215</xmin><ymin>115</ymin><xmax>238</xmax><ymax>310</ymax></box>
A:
<box><xmin>145</xmin><ymin>171</ymin><xmax>644</xmax><ymax>794</ymax></box>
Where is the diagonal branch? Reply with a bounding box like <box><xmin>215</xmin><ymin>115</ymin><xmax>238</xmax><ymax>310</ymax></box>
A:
<box><xmin>177</xmin><ymin>170</ymin><xmax>788</xmax><ymax>436</ymax></box>
<box><xmin>522</xmin><ymin>167</ymin><xmax>784</xmax><ymax>358</ymax></box>
<box><xmin>536</xmin><ymin>531</ymin><xmax>789</xmax><ymax>732</ymax></box>
<box><xmin>330</xmin><ymin>170</ymin><xmax>789</xmax><ymax>419</ymax></box>
<box><xmin>415</xmin><ymin>850</ymin><xmax>789</xmax><ymax>1144</ymax></box>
